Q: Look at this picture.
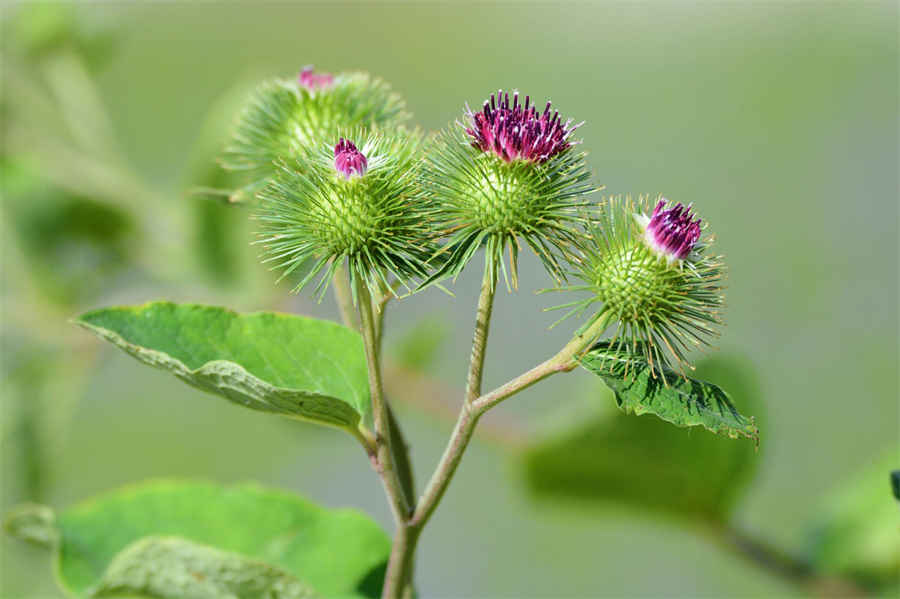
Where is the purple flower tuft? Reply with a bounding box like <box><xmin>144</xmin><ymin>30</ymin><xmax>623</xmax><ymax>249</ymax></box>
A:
<box><xmin>463</xmin><ymin>90</ymin><xmax>581</xmax><ymax>164</ymax></box>
<box><xmin>334</xmin><ymin>138</ymin><xmax>368</xmax><ymax>179</ymax></box>
<box><xmin>644</xmin><ymin>198</ymin><xmax>702</xmax><ymax>260</ymax></box>
<box><xmin>298</xmin><ymin>66</ymin><xmax>334</xmax><ymax>92</ymax></box>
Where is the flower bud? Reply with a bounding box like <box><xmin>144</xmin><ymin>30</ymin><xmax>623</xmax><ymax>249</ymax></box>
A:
<box><xmin>334</xmin><ymin>138</ymin><xmax>368</xmax><ymax>179</ymax></box>
<box><xmin>465</xmin><ymin>90</ymin><xmax>580</xmax><ymax>164</ymax></box>
<box><xmin>553</xmin><ymin>195</ymin><xmax>724</xmax><ymax>375</ymax></box>
<box><xmin>298</xmin><ymin>65</ymin><xmax>334</xmax><ymax>92</ymax></box>
<box><xmin>256</xmin><ymin>129</ymin><xmax>435</xmax><ymax>297</ymax></box>
<box><xmin>423</xmin><ymin>89</ymin><xmax>595</xmax><ymax>287</ymax></box>
<box><xmin>636</xmin><ymin>198</ymin><xmax>701</xmax><ymax>262</ymax></box>
<box><xmin>222</xmin><ymin>69</ymin><xmax>408</xmax><ymax>203</ymax></box>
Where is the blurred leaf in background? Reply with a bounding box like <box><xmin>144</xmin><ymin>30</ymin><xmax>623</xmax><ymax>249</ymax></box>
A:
<box><xmin>4</xmin><ymin>480</ymin><xmax>391</xmax><ymax>598</ymax></box>
<box><xmin>806</xmin><ymin>447</ymin><xmax>900</xmax><ymax>591</ymax></box>
<box><xmin>521</xmin><ymin>354</ymin><xmax>763</xmax><ymax>524</ymax></box>
<box><xmin>2</xmin><ymin>161</ymin><xmax>136</xmax><ymax>306</ymax></box>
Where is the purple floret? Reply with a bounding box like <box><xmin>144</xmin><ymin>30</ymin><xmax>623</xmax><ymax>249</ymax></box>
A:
<box><xmin>464</xmin><ymin>90</ymin><xmax>580</xmax><ymax>164</ymax></box>
<box><xmin>334</xmin><ymin>138</ymin><xmax>368</xmax><ymax>179</ymax></box>
<box><xmin>298</xmin><ymin>66</ymin><xmax>334</xmax><ymax>92</ymax></box>
<box><xmin>645</xmin><ymin>199</ymin><xmax>702</xmax><ymax>260</ymax></box>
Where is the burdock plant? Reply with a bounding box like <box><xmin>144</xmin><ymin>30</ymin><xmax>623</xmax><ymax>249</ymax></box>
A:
<box><xmin>221</xmin><ymin>66</ymin><xmax>407</xmax><ymax>203</ymax></box>
<box><xmin>10</xmin><ymin>74</ymin><xmax>759</xmax><ymax>599</ymax></box>
<box><xmin>553</xmin><ymin>195</ymin><xmax>725</xmax><ymax>377</ymax></box>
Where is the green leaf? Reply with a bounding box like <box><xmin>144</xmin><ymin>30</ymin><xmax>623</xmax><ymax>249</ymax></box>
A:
<box><xmin>75</xmin><ymin>302</ymin><xmax>371</xmax><ymax>432</ymax></box>
<box><xmin>579</xmin><ymin>342</ymin><xmax>759</xmax><ymax>442</ymax></box>
<box><xmin>88</xmin><ymin>536</ymin><xmax>318</xmax><ymax>599</ymax></box>
<box><xmin>6</xmin><ymin>480</ymin><xmax>389</xmax><ymax>598</ymax></box>
<box><xmin>807</xmin><ymin>447</ymin><xmax>900</xmax><ymax>588</ymax></box>
<box><xmin>523</xmin><ymin>355</ymin><xmax>763</xmax><ymax>521</ymax></box>
<box><xmin>3</xmin><ymin>503</ymin><xmax>57</xmax><ymax>548</ymax></box>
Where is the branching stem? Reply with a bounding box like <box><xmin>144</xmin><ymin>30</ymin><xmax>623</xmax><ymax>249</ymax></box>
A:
<box><xmin>379</xmin><ymin>266</ymin><xmax>609</xmax><ymax>598</ymax></box>
<box><xmin>355</xmin><ymin>281</ymin><xmax>411</xmax><ymax>525</ymax></box>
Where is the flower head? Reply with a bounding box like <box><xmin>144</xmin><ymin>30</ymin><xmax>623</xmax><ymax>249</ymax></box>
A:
<box><xmin>423</xmin><ymin>90</ymin><xmax>595</xmax><ymax>288</ymax></box>
<box><xmin>637</xmin><ymin>198</ymin><xmax>701</xmax><ymax>262</ymax></box>
<box><xmin>222</xmin><ymin>69</ymin><xmax>408</xmax><ymax>203</ymax></box>
<box><xmin>464</xmin><ymin>90</ymin><xmax>580</xmax><ymax>164</ymax></box>
<box><xmin>334</xmin><ymin>138</ymin><xmax>368</xmax><ymax>179</ymax></box>
<box><xmin>255</xmin><ymin>128</ymin><xmax>435</xmax><ymax>298</ymax></box>
<box><xmin>550</xmin><ymin>195</ymin><xmax>724</xmax><ymax>376</ymax></box>
<box><xmin>298</xmin><ymin>65</ymin><xmax>334</xmax><ymax>92</ymax></box>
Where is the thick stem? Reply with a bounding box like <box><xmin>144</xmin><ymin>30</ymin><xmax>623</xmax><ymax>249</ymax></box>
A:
<box><xmin>385</xmin><ymin>524</ymin><xmax>421</xmax><ymax>599</ymax></box>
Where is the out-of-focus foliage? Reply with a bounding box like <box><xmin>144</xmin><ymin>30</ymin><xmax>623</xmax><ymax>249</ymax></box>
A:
<box><xmin>389</xmin><ymin>315</ymin><xmax>451</xmax><ymax>372</ymax></box>
<box><xmin>806</xmin><ymin>447</ymin><xmax>900</xmax><ymax>589</ymax></box>
<box><xmin>2</xmin><ymin>162</ymin><xmax>136</xmax><ymax>305</ymax></box>
<box><xmin>3</xmin><ymin>481</ymin><xmax>390</xmax><ymax>598</ymax></box>
<box><xmin>522</xmin><ymin>355</ymin><xmax>763</xmax><ymax>523</ymax></box>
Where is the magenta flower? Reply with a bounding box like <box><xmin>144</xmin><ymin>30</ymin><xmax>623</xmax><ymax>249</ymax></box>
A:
<box><xmin>642</xmin><ymin>198</ymin><xmax>702</xmax><ymax>261</ymax></box>
<box><xmin>334</xmin><ymin>138</ymin><xmax>368</xmax><ymax>179</ymax></box>
<box><xmin>298</xmin><ymin>66</ymin><xmax>334</xmax><ymax>92</ymax></box>
<box><xmin>463</xmin><ymin>90</ymin><xmax>581</xmax><ymax>164</ymax></box>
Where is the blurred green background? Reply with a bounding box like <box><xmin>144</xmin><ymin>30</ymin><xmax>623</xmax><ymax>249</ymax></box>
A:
<box><xmin>1</xmin><ymin>2</ymin><xmax>897</xmax><ymax>597</ymax></box>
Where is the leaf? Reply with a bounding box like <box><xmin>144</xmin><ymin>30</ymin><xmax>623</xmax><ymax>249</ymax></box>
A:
<box><xmin>579</xmin><ymin>342</ymin><xmax>759</xmax><ymax>442</ymax></box>
<box><xmin>6</xmin><ymin>480</ymin><xmax>390</xmax><ymax>598</ymax></box>
<box><xmin>523</xmin><ymin>355</ymin><xmax>763</xmax><ymax>521</ymax></box>
<box><xmin>88</xmin><ymin>536</ymin><xmax>318</xmax><ymax>599</ymax></box>
<box><xmin>75</xmin><ymin>302</ymin><xmax>371</xmax><ymax>433</ymax></box>
<box><xmin>806</xmin><ymin>447</ymin><xmax>900</xmax><ymax>588</ymax></box>
<box><xmin>3</xmin><ymin>503</ymin><xmax>57</xmax><ymax>547</ymax></box>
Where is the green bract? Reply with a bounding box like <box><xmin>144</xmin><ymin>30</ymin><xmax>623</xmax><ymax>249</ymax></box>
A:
<box><xmin>422</xmin><ymin>127</ymin><xmax>596</xmax><ymax>288</ymax></box>
<box><xmin>554</xmin><ymin>195</ymin><xmax>725</xmax><ymax>375</ymax></box>
<box><xmin>221</xmin><ymin>71</ymin><xmax>408</xmax><ymax>203</ymax></box>
<box><xmin>255</xmin><ymin>128</ymin><xmax>435</xmax><ymax>298</ymax></box>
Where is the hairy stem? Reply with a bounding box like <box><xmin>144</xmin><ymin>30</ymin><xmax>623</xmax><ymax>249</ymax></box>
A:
<box><xmin>410</xmin><ymin>262</ymin><xmax>497</xmax><ymax>529</ymax></box>
<box><xmin>356</xmin><ymin>283</ymin><xmax>410</xmax><ymax>519</ymax></box>
<box><xmin>332</xmin><ymin>263</ymin><xmax>360</xmax><ymax>332</ymax></box>
<box><xmin>465</xmin><ymin>263</ymin><xmax>498</xmax><ymax>402</ymax></box>
<box><xmin>411</xmin><ymin>313</ymin><xmax>609</xmax><ymax>529</ymax></box>
<box><xmin>356</xmin><ymin>282</ymin><xmax>413</xmax><ymax>599</ymax></box>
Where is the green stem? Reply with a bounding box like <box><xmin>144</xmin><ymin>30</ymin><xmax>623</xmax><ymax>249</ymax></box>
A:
<box><xmin>465</xmin><ymin>263</ymin><xmax>498</xmax><ymax>403</ymax></box>
<box><xmin>383</xmin><ymin>262</ymin><xmax>498</xmax><ymax>597</ymax></box>
<box><xmin>332</xmin><ymin>263</ymin><xmax>360</xmax><ymax>332</ymax></box>
<box><xmin>410</xmin><ymin>313</ymin><xmax>609</xmax><ymax>530</ymax></box>
<box><xmin>356</xmin><ymin>282</ymin><xmax>413</xmax><ymax>599</ymax></box>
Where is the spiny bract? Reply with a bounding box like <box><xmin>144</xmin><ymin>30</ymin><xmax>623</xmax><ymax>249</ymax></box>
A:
<box><xmin>551</xmin><ymin>195</ymin><xmax>725</xmax><ymax>377</ymax></box>
<box><xmin>422</xmin><ymin>90</ymin><xmax>596</xmax><ymax>289</ymax></box>
<box><xmin>221</xmin><ymin>67</ymin><xmax>408</xmax><ymax>203</ymax></box>
<box><xmin>255</xmin><ymin>128</ymin><xmax>435</xmax><ymax>299</ymax></box>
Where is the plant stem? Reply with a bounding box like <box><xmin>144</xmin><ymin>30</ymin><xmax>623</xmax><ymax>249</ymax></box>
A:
<box><xmin>383</xmin><ymin>262</ymin><xmax>498</xmax><ymax>596</ymax></box>
<box><xmin>356</xmin><ymin>282</ymin><xmax>414</xmax><ymax>599</ymax></box>
<box><xmin>411</xmin><ymin>314</ymin><xmax>609</xmax><ymax>529</ymax></box>
<box><xmin>332</xmin><ymin>263</ymin><xmax>360</xmax><ymax>332</ymax></box>
<box><xmin>355</xmin><ymin>283</ymin><xmax>410</xmax><ymax>519</ymax></box>
<box><xmin>465</xmin><ymin>263</ymin><xmax>498</xmax><ymax>403</ymax></box>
